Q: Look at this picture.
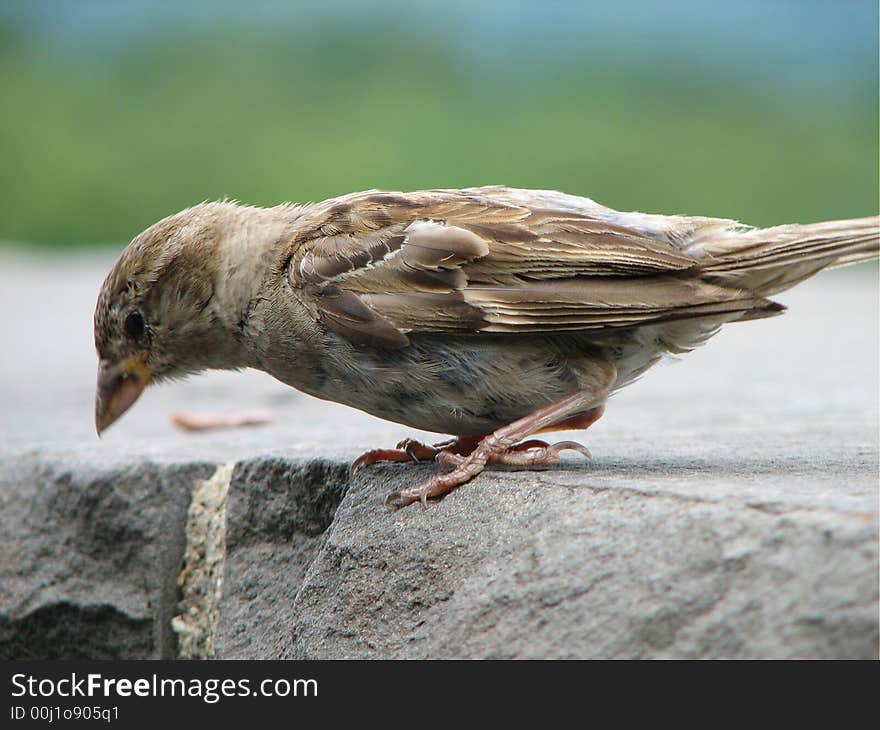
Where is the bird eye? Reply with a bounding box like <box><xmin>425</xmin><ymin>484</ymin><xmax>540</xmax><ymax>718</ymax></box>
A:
<box><xmin>124</xmin><ymin>310</ymin><xmax>145</xmax><ymax>339</ymax></box>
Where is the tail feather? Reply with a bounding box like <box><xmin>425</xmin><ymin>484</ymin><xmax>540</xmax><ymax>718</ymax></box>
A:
<box><xmin>700</xmin><ymin>216</ymin><xmax>879</xmax><ymax>296</ymax></box>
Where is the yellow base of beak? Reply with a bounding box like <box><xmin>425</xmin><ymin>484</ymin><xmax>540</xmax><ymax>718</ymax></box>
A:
<box><xmin>95</xmin><ymin>354</ymin><xmax>152</xmax><ymax>434</ymax></box>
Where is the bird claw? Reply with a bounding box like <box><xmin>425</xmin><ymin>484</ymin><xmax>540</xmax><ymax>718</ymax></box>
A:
<box><xmin>351</xmin><ymin>440</ymin><xmax>441</xmax><ymax>475</ymax></box>
<box><xmin>384</xmin><ymin>486</ymin><xmax>427</xmax><ymax>510</ymax></box>
<box><xmin>549</xmin><ymin>440</ymin><xmax>593</xmax><ymax>461</ymax></box>
<box><xmin>384</xmin><ymin>473</ymin><xmax>456</xmax><ymax>510</ymax></box>
<box><xmin>502</xmin><ymin>439</ymin><xmax>592</xmax><ymax>466</ymax></box>
<box><xmin>395</xmin><ymin>438</ymin><xmax>443</xmax><ymax>462</ymax></box>
<box><xmin>351</xmin><ymin>448</ymin><xmax>407</xmax><ymax>475</ymax></box>
<box><xmin>384</xmin><ymin>490</ymin><xmax>406</xmax><ymax>510</ymax></box>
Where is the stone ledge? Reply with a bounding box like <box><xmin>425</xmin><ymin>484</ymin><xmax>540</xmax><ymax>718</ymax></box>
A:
<box><xmin>0</xmin><ymin>453</ymin><xmax>215</xmax><ymax>659</ymax></box>
<box><xmin>1</xmin><ymin>449</ymin><xmax>876</xmax><ymax>659</ymax></box>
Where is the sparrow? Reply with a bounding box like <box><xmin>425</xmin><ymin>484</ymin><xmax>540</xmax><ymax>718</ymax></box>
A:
<box><xmin>93</xmin><ymin>187</ymin><xmax>879</xmax><ymax>507</ymax></box>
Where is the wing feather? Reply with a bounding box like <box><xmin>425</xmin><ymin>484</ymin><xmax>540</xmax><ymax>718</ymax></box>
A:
<box><xmin>287</xmin><ymin>188</ymin><xmax>774</xmax><ymax>348</ymax></box>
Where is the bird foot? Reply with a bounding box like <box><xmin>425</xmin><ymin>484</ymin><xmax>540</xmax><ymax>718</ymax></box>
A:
<box><xmin>350</xmin><ymin>437</ymin><xmax>461</xmax><ymax>475</ymax></box>
<box><xmin>435</xmin><ymin>439</ymin><xmax>591</xmax><ymax>468</ymax></box>
<box><xmin>385</xmin><ymin>438</ymin><xmax>591</xmax><ymax>509</ymax></box>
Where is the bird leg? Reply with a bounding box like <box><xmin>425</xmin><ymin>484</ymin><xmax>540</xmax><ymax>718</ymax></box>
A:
<box><xmin>534</xmin><ymin>406</ymin><xmax>605</xmax><ymax>435</ymax></box>
<box><xmin>385</xmin><ymin>391</ymin><xmax>608</xmax><ymax>509</ymax></box>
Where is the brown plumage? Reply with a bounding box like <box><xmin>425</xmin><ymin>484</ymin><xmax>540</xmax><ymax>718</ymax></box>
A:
<box><xmin>93</xmin><ymin>186</ymin><xmax>879</xmax><ymax>507</ymax></box>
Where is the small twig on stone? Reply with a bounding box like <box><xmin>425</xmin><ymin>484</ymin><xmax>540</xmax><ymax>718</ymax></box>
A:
<box><xmin>170</xmin><ymin>410</ymin><xmax>273</xmax><ymax>432</ymax></box>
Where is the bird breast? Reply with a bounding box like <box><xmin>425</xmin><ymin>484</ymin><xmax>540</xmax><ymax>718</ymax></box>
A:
<box><xmin>265</xmin><ymin>330</ymin><xmax>620</xmax><ymax>436</ymax></box>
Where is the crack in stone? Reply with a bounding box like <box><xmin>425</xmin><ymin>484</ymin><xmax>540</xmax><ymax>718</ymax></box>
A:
<box><xmin>527</xmin><ymin>473</ymin><xmax>876</xmax><ymax>521</ymax></box>
<box><xmin>171</xmin><ymin>462</ymin><xmax>234</xmax><ymax>659</ymax></box>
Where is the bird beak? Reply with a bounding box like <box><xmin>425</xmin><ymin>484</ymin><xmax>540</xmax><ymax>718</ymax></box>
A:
<box><xmin>95</xmin><ymin>354</ymin><xmax>152</xmax><ymax>435</ymax></box>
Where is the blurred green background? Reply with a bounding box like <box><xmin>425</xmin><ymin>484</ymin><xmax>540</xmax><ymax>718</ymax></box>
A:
<box><xmin>0</xmin><ymin>0</ymin><xmax>877</xmax><ymax>247</ymax></box>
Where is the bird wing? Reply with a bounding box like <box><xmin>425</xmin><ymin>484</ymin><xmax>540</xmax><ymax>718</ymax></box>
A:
<box><xmin>287</xmin><ymin>188</ymin><xmax>776</xmax><ymax>348</ymax></box>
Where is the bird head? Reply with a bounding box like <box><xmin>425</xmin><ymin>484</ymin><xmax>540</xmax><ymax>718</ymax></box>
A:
<box><xmin>93</xmin><ymin>205</ymin><xmax>229</xmax><ymax>434</ymax></box>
